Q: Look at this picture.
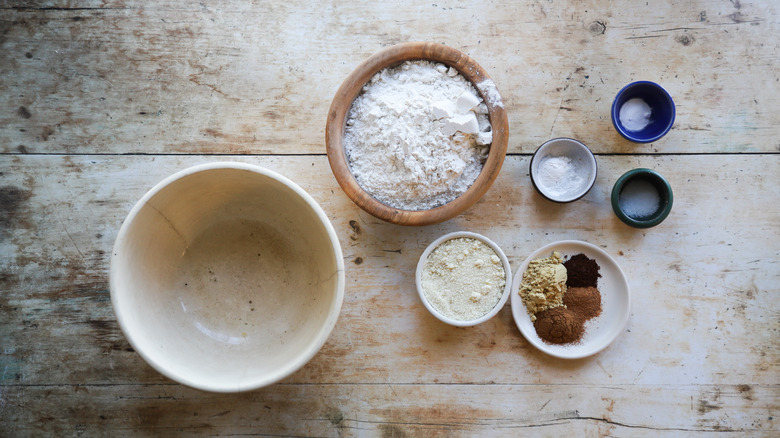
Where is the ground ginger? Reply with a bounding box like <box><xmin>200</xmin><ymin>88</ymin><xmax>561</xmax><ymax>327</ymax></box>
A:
<box><xmin>519</xmin><ymin>251</ymin><xmax>567</xmax><ymax>321</ymax></box>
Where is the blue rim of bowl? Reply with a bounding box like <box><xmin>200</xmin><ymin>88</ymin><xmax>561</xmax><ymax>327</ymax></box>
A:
<box><xmin>611</xmin><ymin>168</ymin><xmax>673</xmax><ymax>228</ymax></box>
<box><xmin>610</xmin><ymin>81</ymin><xmax>675</xmax><ymax>143</ymax></box>
<box><xmin>529</xmin><ymin>137</ymin><xmax>598</xmax><ymax>203</ymax></box>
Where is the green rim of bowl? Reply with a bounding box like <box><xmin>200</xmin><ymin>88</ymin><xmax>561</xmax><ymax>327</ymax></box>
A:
<box><xmin>611</xmin><ymin>168</ymin><xmax>673</xmax><ymax>228</ymax></box>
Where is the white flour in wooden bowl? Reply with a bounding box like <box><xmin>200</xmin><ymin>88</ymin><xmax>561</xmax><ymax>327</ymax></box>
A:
<box><xmin>344</xmin><ymin>60</ymin><xmax>495</xmax><ymax>211</ymax></box>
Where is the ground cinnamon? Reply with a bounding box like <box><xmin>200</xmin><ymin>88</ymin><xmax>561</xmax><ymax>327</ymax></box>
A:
<box><xmin>563</xmin><ymin>286</ymin><xmax>602</xmax><ymax>322</ymax></box>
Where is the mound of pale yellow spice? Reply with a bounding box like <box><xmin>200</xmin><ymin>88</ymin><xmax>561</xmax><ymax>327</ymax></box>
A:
<box><xmin>518</xmin><ymin>251</ymin><xmax>567</xmax><ymax>321</ymax></box>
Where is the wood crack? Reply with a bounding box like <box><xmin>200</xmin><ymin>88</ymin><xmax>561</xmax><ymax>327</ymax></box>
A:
<box><xmin>556</xmin><ymin>416</ymin><xmax>742</xmax><ymax>433</ymax></box>
<box><xmin>1</xmin><ymin>6</ymin><xmax>134</xmax><ymax>11</ymax></box>
<box><xmin>625</xmin><ymin>35</ymin><xmax>664</xmax><ymax>40</ymax></box>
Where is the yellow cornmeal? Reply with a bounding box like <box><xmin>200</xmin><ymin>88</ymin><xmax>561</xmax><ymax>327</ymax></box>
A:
<box><xmin>519</xmin><ymin>251</ymin><xmax>567</xmax><ymax>321</ymax></box>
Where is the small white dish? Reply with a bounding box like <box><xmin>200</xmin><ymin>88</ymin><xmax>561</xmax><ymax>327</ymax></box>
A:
<box><xmin>529</xmin><ymin>138</ymin><xmax>597</xmax><ymax>203</ymax></box>
<box><xmin>510</xmin><ymin>240</ymin><xmax>630</xmax><ymax>359</ymax></box>
<box><xmin>416</xmin><ymin>231</ymin><xmax>512</xmax><ymax>327</ymax></box>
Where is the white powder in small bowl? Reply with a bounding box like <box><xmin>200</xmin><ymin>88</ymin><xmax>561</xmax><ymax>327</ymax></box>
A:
<box><xmin>420</xmin><ymin>237</ymin><xmax>506</xmax><ymax>322</ymax></box>
<box><xmin>619</xmin><ymin>98</ymin><xmax>652</xmax><ymax>132</ymax></box>
<box><xmin>619</xmin><ymin>178</ymin><xmax>661</xmax><ymax>218</ymax></box>
<box><xmin>536</xmin><ymin>155</ymin><xmax>586</xmax><ymax>199</ymax></box>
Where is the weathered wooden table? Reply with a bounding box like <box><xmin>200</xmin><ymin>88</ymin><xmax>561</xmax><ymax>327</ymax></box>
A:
<box><xmin>2</xmin><ymin>1</ymin><xmax>778</xmax><ymax>436</ymax></box>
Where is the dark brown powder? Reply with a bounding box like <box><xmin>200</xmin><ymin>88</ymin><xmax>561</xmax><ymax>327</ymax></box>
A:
<box><xmin>563</xmin><ymin>253</ymin><xmax>601</xmax><ymax>288</ymax></box>
<box><xmin>533</xmin><ymin>306</ymin><xmax>584</xmax><ymax>345</ymax></box>
<box><xmin>563</xmin><ymin>286</ymin><xmax>602</xmax><ymax>322</ymax></box>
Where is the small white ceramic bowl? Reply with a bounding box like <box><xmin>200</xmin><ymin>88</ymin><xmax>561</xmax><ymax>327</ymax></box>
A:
<box><xmin>510</xmin><ymin>240</ymin><xmax>630</xmax><ymax>359</ymax></box>
<box><xmin>110</xmin><ymin>162</ymin><xmax>345</xmax><ymax>392</ymax></box>
<box><xmin>416</xmin><ymin>231</ymin><xmax>512</xmax><ymax>327</ymax></box>
<box><xmin>529</xmin><ymin>138</ymin><xmax>597</xmax><ymax>203</ymax></box>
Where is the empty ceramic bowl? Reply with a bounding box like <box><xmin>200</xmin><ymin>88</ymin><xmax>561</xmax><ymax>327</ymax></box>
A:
<box><xmin>416</xmin><ymin>231</ymin><xmax>512</xmax><ymax>327</ymax></box>
<box><xmin>611</xmin><ymin>81</ymin><xmax>675</xmax><ymax>143</ymax></box>
<box><xmin>326</xmin><ymin>42</ymin><xmax>509</xmax><ymax>226</ymax></box>
<box><xmin>611</xmin><ymin>168</ymin><xmax>673</xmax><ymax>228</ymax></box>
<box><xmin>529</xmin><ymin>138</ymin><xmax>597</xmax><ymax>203</ymax></box>
<box><xmin>110</xmin><ymin>162</ymin><xmax>345</xmax><ymax>392</ymax></box>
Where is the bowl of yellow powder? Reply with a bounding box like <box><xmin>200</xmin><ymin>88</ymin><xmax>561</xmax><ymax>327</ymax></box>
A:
<box><xmin>416</xmin><ymin>231</ymin><xmax>512</xmax><ymax>327</ymax></box>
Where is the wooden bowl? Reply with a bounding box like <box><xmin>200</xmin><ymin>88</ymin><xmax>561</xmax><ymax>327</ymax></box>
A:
<box><xmin>326</xmin><ymin>42</ymin><xmax>509</xmax><ymax>226</ymax></box>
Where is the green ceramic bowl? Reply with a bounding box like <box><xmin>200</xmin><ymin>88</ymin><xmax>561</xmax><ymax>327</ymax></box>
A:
<box><xmin>611</xmin><ymin>168</ymin><xmax>673</xmax><ymax>228</ymax></box>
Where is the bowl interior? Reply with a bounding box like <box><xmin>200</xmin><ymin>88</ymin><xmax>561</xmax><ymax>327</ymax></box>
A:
<box><xmin>326</xmin><ymin>42</ymin><xmax>509</xmax><ymax>226</ymax></box>
<box><xmin>611</xmin><ymin>168</ymin><xmax>673</xmax><ymax>228</ymax></box>
<box><xmin>530</xmin><ymin>138</ymin><xmax>597</xmax><ymax>202</ymax></box>
<box><xmin>611</xmin><ymin>81</ymin><xmax>675</xmax><ymax>143</ymax></box>
<box><xmin>111</xmin><ymin>164</ymin><xmax>344</xmax><ymax>392</ymax></box>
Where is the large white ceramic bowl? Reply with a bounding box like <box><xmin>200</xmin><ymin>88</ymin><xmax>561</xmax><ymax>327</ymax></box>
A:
<box><xmin>110</xmin><ymin>162</ymin><xmax>345</xmax><ymax>392</ymax></box>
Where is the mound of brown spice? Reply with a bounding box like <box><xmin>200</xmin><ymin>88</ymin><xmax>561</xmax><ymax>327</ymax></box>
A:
<box><xmin>533</xmin><ymin>253</ymin><xmax>602</xmax><ymax>345</ymax></box>
<box><xmin>563</xmin><ymin>286</ymin><xmax>602</xmax><ymax>322</ymax></box>
<box><xmin>533</xmin><ymin>306</ymin><xmax>582</xmax><ymax>344</ymax></box>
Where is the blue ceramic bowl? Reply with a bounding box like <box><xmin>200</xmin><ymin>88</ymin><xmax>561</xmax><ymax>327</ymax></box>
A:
<box><xmin>611</xmin><ymin>81</ymin><xmax>675</xmax><ymax>143</ymax></box>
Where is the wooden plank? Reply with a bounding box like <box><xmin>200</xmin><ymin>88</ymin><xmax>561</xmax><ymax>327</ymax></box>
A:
<box><xmin>1</xmin><ymin>0</ymin><xmax>778</xmax><ymax>155</ymax></box>
<box><xmin>1</xmin><ymin>155</ymin><xmax>777</xmax><ymax>390</ymax></box>
<box><xmin>1</xmin><ymin>1</ymin><xmax>779</xmax><ymax>435</ymax></box>
<box><xmin>0</xmin><ymin>383</ymin><xmax>776</xmax><ymax>436</ymax></box>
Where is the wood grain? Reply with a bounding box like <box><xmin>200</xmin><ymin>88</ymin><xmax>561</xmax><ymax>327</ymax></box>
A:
<box><xmin>0</xmin><ymin>0</ymin><xmax>778</xmax><ymax>155</ymax></box>
<box><xmin>1</xmin><ymin>384</ymin><xmax>774</xmax><ymax>436</ymax></box>
<box><xmin>1</xmin><ymin>154</ymin><xmax>778</xmax><ymax>434</ymax></box>
<box><xmin>1</xmin><ymin>0</ymin><xmax>779</xmax><ymax>435</ymax></box>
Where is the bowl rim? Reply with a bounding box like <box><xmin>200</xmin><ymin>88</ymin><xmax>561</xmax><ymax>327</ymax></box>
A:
<box><xmin>611</xmin><ymin>167</ymin><xmax>674</xmax><ymax>228</ymax></box>
<box><xmin>610</xmin><ymin>80</ymin><xmax>676</xmax><ymax>143</ymax></box>
<box><xmin>325</xmin><ymin>41</ymin><xmax>509</xmax><ymax>226</ymax></box>
<box><xmin>415</xmin><ymin>231</ymin><xmax>512</xmax><ymax>327</ymax></box>
<box><xmin>529</xmin><ymin>137</ymin><xmax>598</xmax><ymax>203</ymax></box>
<box><xmin>109</xmin><ymin>161</ymin><xmax>346</xmax><ymax>393</ymax></box>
